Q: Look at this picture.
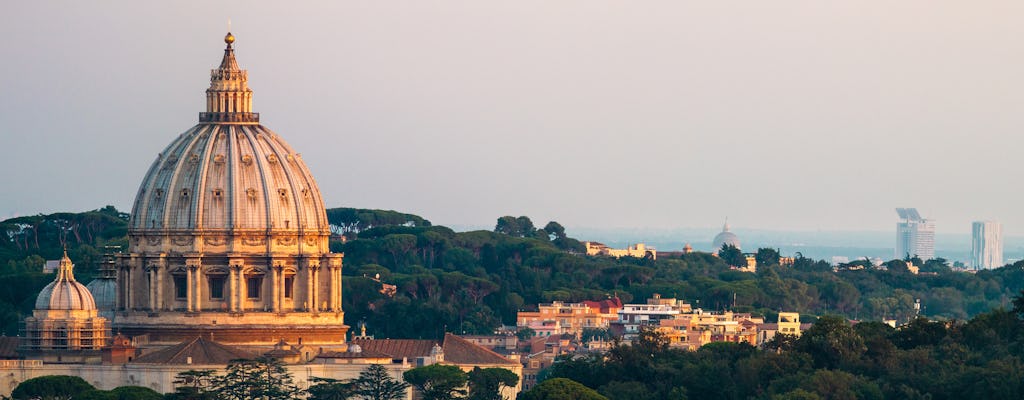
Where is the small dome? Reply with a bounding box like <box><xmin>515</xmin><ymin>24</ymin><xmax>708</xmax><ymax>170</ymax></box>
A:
<box><xmin>35</xmin><ymin>252</ymin><xmax>97</xmax><ymax>311</ymax></box>
<box><xmin>86</xmin><ymin>277</ymin><xmax>117</xmax><ymax>311</ymax></box>
<box><xmin>712</xmin><ymin>221</ymin><xmax>740</xmax><ymax>251</ymax></box>
<box><xmin>349</xmin><ymin>344</ymin><xmax>362</xmax><ymax>353</ymax></box>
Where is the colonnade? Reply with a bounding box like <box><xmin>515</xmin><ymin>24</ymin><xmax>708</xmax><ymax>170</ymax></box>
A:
<box><xmin>116</xmin><ymin>256</ymin><xmax>343</xmax><ymax>314</ymax></box>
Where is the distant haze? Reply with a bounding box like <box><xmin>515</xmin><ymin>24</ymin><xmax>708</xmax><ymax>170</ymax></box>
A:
<box><xmin>2</xmin><ymin>1</ymin><xmax>1022</xmax><ymax>236</ymax></box>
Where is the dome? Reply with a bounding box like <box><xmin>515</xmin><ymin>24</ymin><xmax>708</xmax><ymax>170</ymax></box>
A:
<box><xmin>128</xmin><ymin>124</ymin><xmax>329</xmax><ymax>235</ymax></box>
<box><xmin>35</xmin><ymin>252</ymin><xmax>97</xmax><ymax>311</ymax></box>
<box><xmin>127</xmin><ymin>33</ymin><xmax>331</xmax><ymax>250</ymax></box>
<box><xmin>85</xmin><ymin>277</ymin><xmax>117</xmax><ymax>312</ymax></box>
<box><xmin>113</xmin><ymin>33</ymin><xmax>347</xmax><ymax>346</ymax></box>
<box><xmin>712</xmin><ymin>221</ymin><xmax>740</xmax><ymax>252</ymax></box>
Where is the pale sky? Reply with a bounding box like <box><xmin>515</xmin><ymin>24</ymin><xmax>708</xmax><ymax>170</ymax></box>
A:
<box><xmin>1</xmin><ymin>1</ymin><xmax>1022</xmax><ymax>235</ymax></box>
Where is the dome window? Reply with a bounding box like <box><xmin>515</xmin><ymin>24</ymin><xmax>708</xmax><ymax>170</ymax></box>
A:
<box><xmin>246</xmin><ymin>188</ymin><xmax>257</xmax><ymax>199</ymax></box>
<box><xmin>267</xmin><ymin>154</ymin><xmax>279</xmax><ymax>164</ymax></box>
<box><xmin>212</xmin><ymin>188</ymin><xmax>223</xmax><ymax>198</ymax></box>
<box><xmin>154</xmin><ymin>189</ymin><xmax>164</xmax><ymax>198</ymax></box>
<box><xmin>213</xmin><ymin>154</ymin><xmax>225</xmax><ymax>164</ymax></box>
<box><xmin>181</xmin><ymin>189</ymin><xmax>190</xmax><ymax>198</ymax></box>
<box><xmin>241</xmin><ymin>155</ymin><xmax>253</xmax><ymax>165</ymax></box>
<box><xmin>277</xmin><ymin>188</ymin><xmax>288</xmax><ymax>198</ymax></box>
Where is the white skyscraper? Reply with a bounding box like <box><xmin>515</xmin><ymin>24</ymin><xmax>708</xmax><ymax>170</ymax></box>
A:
<box><xmin>971</xmin><ymin>221</ymin><xmax>1003</xmax><ymax>270</ymax></box>
<box><xmin>895</xmin><ymin>208</ymin><xmax>935</xmax><ymax>260</ymax></box>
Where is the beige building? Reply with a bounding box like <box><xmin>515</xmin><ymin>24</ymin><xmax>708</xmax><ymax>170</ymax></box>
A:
<box><xmin>584</xmin><ymin>242</ymin><xmax>656</xmax><ymax>260</ymax></box>
<box><xmin>516</xmin><ymin>298</ymin><xmax>622</xmax><ymax>337</ymax></box>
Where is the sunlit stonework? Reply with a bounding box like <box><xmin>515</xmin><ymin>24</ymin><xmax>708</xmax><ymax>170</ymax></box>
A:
<box><xmin>22</xmin><ymin>251</ymin><xmax>110</xmax><ymax>362</ymax></box>
<box><xmin>114</xmin><ymin>33</ymin><xmax>346</xmax><ymax>346</ymax></box>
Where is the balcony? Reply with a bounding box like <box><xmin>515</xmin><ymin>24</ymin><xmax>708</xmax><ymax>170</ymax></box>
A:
<box><xmin>199</xmin><ymin>112</ymin><xmax>260</xmax><ymax>123</ymax></box>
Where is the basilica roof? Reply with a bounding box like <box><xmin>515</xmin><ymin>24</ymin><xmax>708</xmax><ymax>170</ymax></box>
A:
<box><xmin>127</xmin><ymin>33</ymin><xmax>330</xmax><ymax>238</ymax></box>
<box><xmin>34</xmin><ymin>251</ymin><xmax>97</xmax><ymax>311</ymax></box>
<box><xmin>132</xmin><ymin>336</ymin><xmax>255</xmax><ymax>364</ymax></box>
<box><xmin>347</xmin><ymin>334</ymin><xmax>518</xmax><ymax>365</ymax></box>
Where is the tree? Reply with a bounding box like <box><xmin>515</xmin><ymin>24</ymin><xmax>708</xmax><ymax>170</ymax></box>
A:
<box><xmin>755</xmin><ymin>248</ymin><xmax>781</xmax><ymax>267</ymax></box>
<box><xmin>212</xmin><ymin>357</ymin><xmax>301</xmax><ymax>400</ymax></box>
<box><xmin>519</xmin><ymin>378</ymin><xmax>607</xmax><ymax>400</ymax></box>
<box><xmin>719</xmin><ymin>244</ymin><xmax>746</xmax><ymax>267</ymax></box>
<box><xmin>403</xmin><ymin>364</ymin><xmax>468</xmax><ymax>400</ymax></box>
<box><xmin>11</xmin><ymin>375</ymin><xmax>95</xmax><ymax>400</ymax></box>
<box><xmin>167</xmin><ymin>369</ymin><xmax>218</xmax><ymax>400</ymax></box>
<box><xmin>353</xmin><ymin>364</ymin><xmax>410</xmax><ymax>400</ymax></box>
<box><xmin>467</xmin><ymin>367</ymin><xmax>518</xmax><ymax>400</ymax></box>
<box><xmin>794</xmin><ymin>315</ymin><xmax>865</xmax><ymax>369</ymax></box>
<box><xmin>516</xmin><ymin>327</ymin><xmax>537</xmax><ymax>341</ymax></box>
<box><xmin>307</xmin><ymin>377</ymin><xmax>356</xmax><ymax>400</ymax></box>
<box><xmin>543</xmin><ymin>221</ymin><xmax>566</xmax><ymax>241</ymax></box>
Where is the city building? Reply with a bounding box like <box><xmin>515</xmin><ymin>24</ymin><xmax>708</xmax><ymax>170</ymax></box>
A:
<box><xmin>895</xmin><ymin>208</ymin><xmax>935</xmax><ymax>260</ymax></box>
<box><xmin>971</xmin><ymin>221</ymin><xmax>1003</xmax><ymax>270</ymax></box>
<box><xmin>516</xmin><ymin>298</ymin><xmax>622</xmax><ymax>337</ymax></box>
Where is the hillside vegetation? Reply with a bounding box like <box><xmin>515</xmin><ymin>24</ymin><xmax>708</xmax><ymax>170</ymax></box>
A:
<box><xmin>2</xmin><ymin>207</ymin><xmax>1024</xmax><ymax>339</ymax></box>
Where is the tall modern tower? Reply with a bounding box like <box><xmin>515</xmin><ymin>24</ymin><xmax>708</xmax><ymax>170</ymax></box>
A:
<box><xmin>971</xmin><ymin>221</ymin><xmax>1003</xmax><ymax>270</ymax></box>
<box><xmin>895</xmin><ymin>208</ymin><xmax>935</xmax><ymax>260</ymax></box>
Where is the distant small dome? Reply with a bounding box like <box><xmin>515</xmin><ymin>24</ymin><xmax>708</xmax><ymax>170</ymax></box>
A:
<box><xmin>712</xmin><ymin>221</ymin><xmax>740</xmax><ymax>251</ymax></box>
<box><xmin>86</xmin><ymin>278</ymin><xmax>117</xmax><ymax>312</ymax></box>
<box><xmin>349</xmin><ymin>344</ymin><xmax>362</xmax><ymax>353</ymax></box>
<box><xmin>35</xmin><ymin>252</ymin><xmax>97</xmax><ymax>311</ymax></box>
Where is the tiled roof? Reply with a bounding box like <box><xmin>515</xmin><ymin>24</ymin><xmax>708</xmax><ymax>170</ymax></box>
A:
<box><xmin>349</xmin><ymin>338</ymin><xmax>437</xmax><ymax>360</ymax></box>
<box><xmin>319</xmin><ymin>349</ymin><xmax>392</xmax><ymax>359</ymax></box>
<box><xmin>347</xmin><ymin>335</ymin><xmax>517</xmax><ymax>366</ymax></box>
<box><xmin>132</xmin><ymin>336</ymin><xmax>255</xmax><ymax>364</ymax></box>
<box><xmin>442</xmin><ymin>334</ymin><xmax>517</xmax><ymax>366</ymax></box>
<box><xmin>0</xmin><ymin>337</ymin><xmax>21</xmax><ymax>359</ymax></box>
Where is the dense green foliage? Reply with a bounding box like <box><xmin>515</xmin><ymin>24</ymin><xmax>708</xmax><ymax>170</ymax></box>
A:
<box><xmin>403</xmin><ymin>364</ymin><xmax>468</xmax><ymax>400</ymax></box>
<box><xmin>467</xmin><ymin>367</ymin><xmax>519</xmax><ymax>400</ymax></box>
<box><xmin>210</xmin><ymin>356</ymin><xmax>301</xmax><ymax>400</ymax></box>
<box><xmin>519</xmin><ymin>378</ymin><xmax>608</xmax><ymax>400</ymax></box>
<box><xmin>11</xmin><ymin>375</ymin><xmax>95</xmax><ymax>400</ymax></box>
<box><xmin>352</xmin><ymin>364</ymin><xmax>409</xmax><ymax>400</ymax></box>
<box><xmin>546</xmin><ymin>305</ymin><xmax>1024</xmax><ymax>400</ymax></box>
<box><xmin>5</xmin><ymin>207</ymin><xmax>1024</xmax><ymax>341</ymax></box>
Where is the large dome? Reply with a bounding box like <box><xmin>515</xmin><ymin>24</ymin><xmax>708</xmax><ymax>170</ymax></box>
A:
<box><xmin>127</xmin><ymin>34</ymin><xmax>329</xmax><ymax>243</ymax></box>
<box><xmin>35</xmin><ymin>253</ymin><xmax>96</xmax><ymax>311</ymax></box>
<box><xmin>712</xmin><ymin>222</ymin><xmax>740</xmax><ymax>252</ymax></box>
<box><xmin>114</xmin><ymin>33</ymin><xmax>346</xmax><ymax>346</ymax></box>
<box><xmin>128</xmin><ymin>124</ymin><xmax>329</xmax><ymax>236</ymax></box>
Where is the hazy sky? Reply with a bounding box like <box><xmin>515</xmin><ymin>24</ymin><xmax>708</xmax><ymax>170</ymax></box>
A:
<box><xmin>2</xmin><ymin>1</ymin><xmax>1022</xmax><ymax>235</ymax></box>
